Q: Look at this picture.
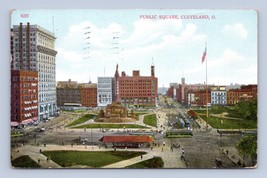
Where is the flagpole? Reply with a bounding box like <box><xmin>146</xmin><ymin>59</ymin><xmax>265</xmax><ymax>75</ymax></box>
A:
<box><xmin>205</xmin><ymin>43</ymin><xmax>209</xmax><ymax>130</ymax></box>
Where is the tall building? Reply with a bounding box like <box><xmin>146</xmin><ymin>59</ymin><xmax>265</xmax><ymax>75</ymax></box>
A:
<box><xmin>11</xmin><ymin>23</ymin><xmax>57</xmax><ymax>121</ymax></box>
<box><xmin>97</xmin><ymin>77</ymin><xmax>114</xmax><ymax>107</ymax></box>
<box><xmin>116</xmin><ymin>65</ymin><xmax>158</xmax><ymax>107</ymax></box>
<box><xmin>10</xmin><ymin>70</ymin><xmax>38</xmax><ymax>125</ymax></box>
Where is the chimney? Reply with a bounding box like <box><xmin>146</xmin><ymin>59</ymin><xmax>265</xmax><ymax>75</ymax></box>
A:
<box><xmin>151</xmin><ymin>65</ymin><xmax>155</xmax><ymax>77</ymax></box>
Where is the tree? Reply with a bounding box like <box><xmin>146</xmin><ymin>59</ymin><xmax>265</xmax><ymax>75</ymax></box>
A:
<box><xmin>233</xmin><ymin>99</ymin><xmax>257</xmax><ymax>120</ymax></box>
<box><xmin>236</xmin><ymin>135</ymin><xmax>257</xmax><ymax>166</ymax></box>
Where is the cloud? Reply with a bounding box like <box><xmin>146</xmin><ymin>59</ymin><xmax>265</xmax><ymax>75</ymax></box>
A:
<box><xmin>223</xmin><ymin>23</ymin><xmax>248</xmax><ymax>40</ymax></box>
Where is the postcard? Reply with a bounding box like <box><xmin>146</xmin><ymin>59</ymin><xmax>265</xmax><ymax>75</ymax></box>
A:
<box><xmin>10</xmin><ymin>9</ymin><xmax>257</xmax><ymax>169</ymax></box>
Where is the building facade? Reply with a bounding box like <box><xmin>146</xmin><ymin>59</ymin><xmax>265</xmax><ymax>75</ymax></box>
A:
<box><xmin>210</xmin><ymin>86</ymin><xmax>227</xmax><ymax>105</ymax></box>
<box><xmin>10</xmin><ymin>70</ymin><xmax>38</xmax><ymax>125</ymax></box>
<box><xmin>227</xmin><ymin>85</ymin><xmax>257</xmax><ymax>105</ymax></box>
<box><xmin>80</xmin><ymin>83</ymin><xmax>97</xmax><ymax>107</ymax></box>
<box><xmin>117</xmin><ymin>65</ymin><xmax>158</xmax><ymax>107</ymax></box>
<box><xmin>11</xmin><ymin>23</ymin><xmax>57</xmax><ymax>121</ymax></box>
<box><xmin>97</xmin><ymin>77</ymin><xmax>114</xmax><ymax>107</ymax></box>
<box><xmin>56</xmin><ymin>80</ymin><xmax>97</xmax><ymax>107</ymax></box>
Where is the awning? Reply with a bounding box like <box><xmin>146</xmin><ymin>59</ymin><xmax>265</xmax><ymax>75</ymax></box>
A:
<box><xmin>21</xmin><ymin>118</ymin><xmax>33</xmax><ymax>125</ymax></box>
<box><xmin>11</xmin><ymin>122</ymin><xmax>19</xmax><ymax>127</ymax></box>
<box><xmin>32</xmin><ymin>117</ymin><xmax>38</xmax><ymax>121</ymax></box>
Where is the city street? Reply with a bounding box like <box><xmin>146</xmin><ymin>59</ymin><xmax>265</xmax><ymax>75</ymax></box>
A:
<box><xmin>11</xmin><ymin>96</ymin><xmax>243</xmax><ymax>168</ymax></box>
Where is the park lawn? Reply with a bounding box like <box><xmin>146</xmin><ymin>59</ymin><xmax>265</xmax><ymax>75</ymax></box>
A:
<box><xmin>12</xmin><ymin>155</ymin><xmax>41</xmax><ymax>168</ymax></box>
<box><xmin>73</xmin><ymin>123</ymin><xmax>148</xmax><ymax>129</ymax></box>
<box><xmin>201</xmin><ymin>116</ymin><xmax>257</xmax><ymax>129</ymax></box>
<box><xmin>11</xmin><ymin>133</ymin><xmax>24</xmax><ymax>138</ymax></box>
<box><xmin>67</xmin><ymin>114</ymin><xmax>97</xmax><ymax>127</ymax></box>
<box><xmin>42</xmin><ymin>151</ymin><xmax>146</xmax><ymax>168</ymax></box>
<box><xmin>63</xmin><ymin>109</ymin><xmax>87</xmax><ymax>113</ymax></box>
<box><xmin>126</xmin><ymin>157</ymin><xmax>164</xmax><ymax>168</ymax></box>
<box><xmin>143</xmin><ymin>114</ymin><xmax>157</xmax><ymax>127</ymax></box>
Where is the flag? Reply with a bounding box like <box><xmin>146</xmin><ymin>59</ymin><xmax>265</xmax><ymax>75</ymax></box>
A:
<box><xmin>201</xmin><ymin>46</ymin><xmax>207</xmax><ymax>63</ymax></box>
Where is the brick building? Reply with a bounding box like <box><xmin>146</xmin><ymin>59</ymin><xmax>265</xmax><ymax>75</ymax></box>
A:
<box><xmin>227</xmin><ymin>85</ymin><xmax>257</xmax><ymax>105</ymax></box>
<box><xmin>115</xmin><ymin>65</ymin><xmax>158</xmax><ymax>107</ymax></box>
<box><xmin>56</xmin><ymin>79</ymin><xmax>97</xmax><ymax>107</ymax></box>
<box><xmin>10</xmin><ymin>70</ymin><xmax>38</xmax><ymax>125</ymax></box>
<box><xmin>56</xmin><ymin>79</ymin><xmax>81</xmax><ymax>107</ymax></box>
<box><xmin>80</xmin><ymin>83</ymin><xmax>97</xmax><ymax>107</ymax></box>
<box><xmin>186</xmin><ymin>89</ymin><xmax>211</xmax><ymax>107</ymax></box>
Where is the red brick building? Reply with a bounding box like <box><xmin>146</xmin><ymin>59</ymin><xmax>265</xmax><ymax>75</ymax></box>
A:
<box><xmin>186</xmin><ymin>89</ymin><xmax>211</xmax><ymax>107</ymax></box>
<box><xmin>11</xmin><ymin>70</ymin><xmax>38</xmax><ymax>125</ymax></box>
<box><xmin>115</xmin><ymin>65</ymin><xmax>158</xmax><ymax>107</ymax></box>
<box><xmin>227</xmin><ymin>85</ymin><xmax>257</xmax><ymax>105</ymax></box>
<box><xmin>80</xmin><ymin>83</ymin><xmax>97</xmax><ymax>107</ymax></box>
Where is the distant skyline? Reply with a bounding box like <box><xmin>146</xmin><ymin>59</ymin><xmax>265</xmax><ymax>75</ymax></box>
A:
<box><xmin>11</xmin><ymin>9</ymin><xmax>258</xmax><ymax>87</ymax></box>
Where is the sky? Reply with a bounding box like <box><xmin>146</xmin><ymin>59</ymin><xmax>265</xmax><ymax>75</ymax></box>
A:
<box><xmin>11</xmin><ymin>9</ymin><xmax>258</xmax><ymax>87</ymax></box>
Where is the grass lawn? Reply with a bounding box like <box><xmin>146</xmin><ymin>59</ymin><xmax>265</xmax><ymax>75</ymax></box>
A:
<box><xmin>126</xmin><ymin>157</ymin><xmax>164</xmax><ymax>168</ymax></box>
<box><xmin>73</xmin><ymin>123</ymin><xmax>148</xmax><ymax>129</ymax></box>
<box><xmin>11</xmin><ymin>133</ymin><xmax>24</xmax><ymax>138</ymax></box>
<box><xmin>67</xmin><ymin>114</ymin><xmax>97</xmax><ymax>127</ymax></box>
<box><xmin>63</xmin><ymin>109</ymin><xmax>87</xmax><ymax>113</ymax></box>
<box><xmin>12</xmin><ymin>155</ymin><xmax>41</xmax><ymax>168</ymax></box>
<box><xmin>42</xmin><ymin>151</ymin><xmax>146</xmax><ymax>168</ymax></box>
<box><xmin>143</xmin><ymin>114</ymin><xmax>157</xmax><ymax>127</ymax></box>
<box><xmin>201</xmin><ymin>116</ymin><xmax>257</xmax><ymax>129</ymax></box>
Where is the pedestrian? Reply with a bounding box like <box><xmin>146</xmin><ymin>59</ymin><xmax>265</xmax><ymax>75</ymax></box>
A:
<box><xmin>151</xmin><ymin>147</ymin><xmax>153</xmax><ymax>151</ymax></box>
<box><xmin>39</xmin><ymin>149</ymin><xmax>42</xmax><ymax>153</ymax></box>
<box><xmin>46</xmin><ymin>157</ymin><xmax>49</xmax><ymax>162</ymax></box>
<box><xmin>141</xmin><ymin>155</ymin><xmax>143</xmax><ymax>160</ymax></box>
<box><xmin>38</xmin><ymin>158</ymin><xmax>40</xmax><ymax>164</ymax></box>
<box><xmin>171</xmin><ymin>146</ymin><xmax>173</xmax><ymax>152</ymax></box>
<box><xmin>182</xmin><ymin>148</ymin><xmax>185</xmax><ymax>155</ymax></box>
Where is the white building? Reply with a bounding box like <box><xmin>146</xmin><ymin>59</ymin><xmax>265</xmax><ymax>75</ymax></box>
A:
<box><xmin>97</xmin><ymin>77</ymin><xmax>114</xmax><ymax>107</ymax></box>
<box><xmin>210</xmin><ymin>86</ymin><xmax>227</xmax><ymax>105</ymax></box>
<box><xmin>12</xmin><ymin>23</ymin><xmax>57</xmax><ymax>121</ymax></box>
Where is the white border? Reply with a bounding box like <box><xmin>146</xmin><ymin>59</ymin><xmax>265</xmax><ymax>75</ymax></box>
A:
<box><xmin>1</xmin><ymin>0</ymin><xmax>266</xmax><ymax>178</ymax></box>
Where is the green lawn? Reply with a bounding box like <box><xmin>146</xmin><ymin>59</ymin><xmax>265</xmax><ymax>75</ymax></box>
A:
<box><xmin>67</xmin><ymin>114</ymin><xmax>97</xmax><ymax>127</ymax></box>
<box><xmin>143</xmin><ymin>114</ymin><xmax>157</xmax><ymax>127</ymax></box>
<box><xmin>73</xmin><ymin>123</ymin><xmax>148</xmax><ymax>129</ymax></box>
<box><xmin>42</xmin><ymin>150</ymin><xmax>146</xmax><ymax>168</ymax></box>
<box><xmin>12</xmin><ymin>155</ymin><xmax>41</xmax><ymax>168</ymax></box>
<box><xmin>126</xmin><ymin>157</ymin><xmax>164</xmax><ymax>168</ymax></box>
<box><xmin>201</xmin><ymin>116</ymin><xmax>257</xmax><ymax>129</ymax></box>
<box><xmin>11</xmin><ymin>133</ymin><xmax>24</xmax><ymax>138</ymax></box>
<box><xmin>63</xmin><ymin>109</ymin><xmax>87</xmax><ymax>113</ymax></box>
